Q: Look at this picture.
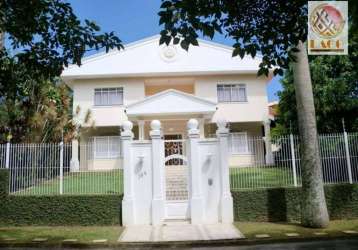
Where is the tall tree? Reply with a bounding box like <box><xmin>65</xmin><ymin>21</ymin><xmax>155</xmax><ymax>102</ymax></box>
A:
<box><xmin>275</xmin><ymin>56</ymin><xmax>358</xmax><ymax>135</ymax></box>
<box><xmin>0</xmin><ymin>0</ymin><xmax>123</xmax><ymax>141</ymax></box>
<box><xmin>158</xmin><ymin>0</ymin><xmax>330</xmax><ymax>227</ymax></box>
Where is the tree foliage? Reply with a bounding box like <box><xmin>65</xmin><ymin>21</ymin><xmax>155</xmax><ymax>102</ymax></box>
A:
<box><xmin>275</xmin><ymin>55</ymin><xmax>358</xmax><ymax>135</ymax></box>
<box><xmin>0</xmin><ymin>0</ymin><xmax>123</xmax><ymax>142</ymax></box>
<box><xmin>158</xmin><ymin>0</ymin><xmax>307</xmax><ymax>76</ymax></box>
<box><xmin>0</xmin><ymin>0</ymin><xmax>123</xmax><ymax>77</ymax></box>
<box><xmin>274</xmin><ymin>2</ymin><xmax>358</xmax><ymax>135</ymax></box>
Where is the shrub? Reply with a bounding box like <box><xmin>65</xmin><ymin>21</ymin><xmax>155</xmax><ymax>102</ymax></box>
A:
<box><xmin>0</xmin><ymin>195</ymin><xmax>122</xmax><ymax>226</ymax></box>
<box><xmin>233</xmin><ymin>184</ymin><xmax>358</xmax><ymax>222</ymax></box>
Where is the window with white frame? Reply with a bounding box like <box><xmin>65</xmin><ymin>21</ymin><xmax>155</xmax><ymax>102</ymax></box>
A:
<box><xmin>229</xmin><ymin>132</ymin><xmax>249</xmax><ymax>154</ymax></box>
<box><xmin>92</xmin><ymin>136</ymin><xmax>121</xmax><ymax>159</ymax></box>
<box><xmin>94</xmin><ymin>88</ymin><xmax>123</xmax><ymax>106</ymax></box>
<box><xmin>217</xmin><ymin>84</ymin><xmax>247</xmax><ymax>102</ymax></box>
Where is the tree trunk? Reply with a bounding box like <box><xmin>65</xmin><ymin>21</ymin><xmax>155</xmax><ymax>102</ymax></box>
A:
<box><xmin>0</xmin><ymin>31</ymin><xmax>4</xmax><ymax>50</ymax></box>
<box><xmin>292</xmin><ymin>40</ymin><xmax>329</xmax><ymax>228</ymax></box>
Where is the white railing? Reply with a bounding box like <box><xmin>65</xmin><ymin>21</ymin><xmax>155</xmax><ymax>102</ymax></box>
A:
<box><xmin>0</xmin><ymin>142</ymin><xmax>123</xmax><ymax>195</ymax></box>
<box><xmin>0</xmin><ymin>132</ymin><xmax>357</xmax><ymax>194</ymax></box>
<box><xmin>229</xmin><ymin>132</ymin><xmax>358</xmax><ymax>190</ymax></box>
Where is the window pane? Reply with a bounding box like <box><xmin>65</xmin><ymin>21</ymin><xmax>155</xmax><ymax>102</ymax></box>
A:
<box><xmin>223</xmin><ymin>85</ymin><xmax>231</xmax><ymax>102</ymax></box>
<box><xmin>94</xmin><ymin>90</ymin><xmax>102</xmax><ymax>105</ymax></box>
<box><xmin>238</xmin><ymin>86</ymin><xmax>247</xmax><ymax>102</ymax></box>
<box><xmin>93</xmin><ymin>136</ymin><xmax>120</xmax><ymax>159</ymax></box>
<box><xmin>109</xmin><ymin>137</ymin><xmax>120</xmax><ymax>157</ymax></box>
<box><xmin>94</xmin><ymin>88</ymin><xmax>123</xmax><ymax>106</ymax></box>
<box><xmin>230</xmin><ymin>133</ymin><xmax>249</xmax><ymax>154</ymax></box>
<box><xmin>217</xmin><ymin>85</ymin><xmax>223</xmax><ymax>102</ymax></box>
<box><xmin>231</xmin><ymin>85</ymin><xmax>240</xmax><ymax>102</ymax></box>
<box><xmin>101</xmin><ymin>89</ymin><xmax>109</xmax><ymax>105</ymax></box>
<box><xmin>94</xmin><ymin>137</ymin><xmax>108</xmax><ymax>158</ymax></box>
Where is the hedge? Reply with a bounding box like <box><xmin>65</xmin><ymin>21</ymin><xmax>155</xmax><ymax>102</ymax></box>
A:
<box><xmin>233</xmin><ymin>184</ymin><xmax>358</xmax><ymax>222</ymax></box>
<box><xmin>0</xmin><ymin>169</ymin><xmax>122</xmax><ymax>226</ymax></box>
<box><xmin>1</xmin><ymin>169</ymin><xmax>358</xmax><ymax>225</ymax></box>
<box><xmin>0</xmin><ymin>169</ymin><xmax>9</xmax><ymax>199</ymax></box>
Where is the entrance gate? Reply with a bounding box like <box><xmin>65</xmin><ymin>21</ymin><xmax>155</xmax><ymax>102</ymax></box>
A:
<box><xmin>164</xmin><ymin>135</ymin><xmax>189</xmax><ymax>219</ymax></box>
<box><xmin>120</xmin><ymin>119</ymin><xmax>234</xmax><ymax>226</ymax></box>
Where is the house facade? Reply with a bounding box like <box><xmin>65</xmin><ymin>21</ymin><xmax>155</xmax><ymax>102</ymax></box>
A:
<box><xmin>61</xmin><ymin>35</ymin><xmax>273</xmax><ymax>171</ymax></box>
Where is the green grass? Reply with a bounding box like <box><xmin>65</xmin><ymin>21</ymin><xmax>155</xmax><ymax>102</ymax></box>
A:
<box><xmin>15</xmin><ymin>166</ymin><xmax>296</xmax><ymax>195</ymax></box>
<box><xmin>236</xmin><ymin>219</ymin><xmax>358</xmax><ymax>239</ymax></box>
<box><xmin>14</xmin><ymin>170</ymin><xmax>123</xmax><ymax>195</ymax></box>
<box><xmin>0</xmin><ymin>226</ymin><xmax>123</xmax><ymax>244</ymax></box>
<box><xmin>230</xmin><ymin>166</ymin><xmax>301</xmax><ymax>190</ymax></box>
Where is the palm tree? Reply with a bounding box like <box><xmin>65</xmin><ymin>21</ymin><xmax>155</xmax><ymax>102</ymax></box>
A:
<box><xmin>292</xmin><ymin>41</ymin><xmax>329</xmax><ymax>227</ymax></box>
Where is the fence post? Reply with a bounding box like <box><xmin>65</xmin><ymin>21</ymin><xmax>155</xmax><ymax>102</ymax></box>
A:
<box><xmin>121</xmin><ymin>121</ymin><xmax>135</xmax><ymax>226</ymax></box>
<box><xmin>5</xmin><ymin>141</ymin><xmax>10</xmax><ymax>169</ymax></box>
<box><xmin>289</xmin><ymin>134</ymin><xmax>298</xmax><ymax>187</ymax></box>
<box><xmin>187</xmin><ymin>119</ymin><xmax>204</xmax><ymax>224</ymax></box>
<box><xmin>150</xmin><ymin>120</ymin><xmax>165</xmax><ymax>225</ymax></box>
<box><xmin>343</xmin><ymin>132</ymin><xmax>353</xmax><ymax>184</ymax></box>
<box><xmin>216</xmin><ymin>119</ymin><xmax>234</xmax><ymax>223</ymax></box>
<box><xmin>59</xmin><ymin>141</ymin><xmax>64</xmax><ymax>195</ymax></box>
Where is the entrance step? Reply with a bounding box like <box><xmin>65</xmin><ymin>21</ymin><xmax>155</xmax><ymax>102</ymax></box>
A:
<box><xmin>165</xmin><ymin>201</ymin><xmax>190</xmax><ymax>220</ymax></box>
<box><xmin>163</xmin><ymin>219</ymin><xmax>190</xmax><ymax>225</ymax></box>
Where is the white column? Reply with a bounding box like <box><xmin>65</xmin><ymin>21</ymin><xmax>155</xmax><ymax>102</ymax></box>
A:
<box><xmin>138</xmin><ymin>120</ymin><xmax>145</xmax><ymax>140</ymax></box>
<box><xmin>343</xmin><ymin>131</ymin><xmax>353</xmax><ymax>184</ymax></box>
<box><xmin>121</xmin><ymin>121</ymin><xmax>135</xmax><ymax>226</ymax></box>
<box><xmin>199</xmin><ymin>118</ymin><xmax>205</xmax><ymax>138</ymax></box>
<box><xmin>216</xmin><ymin>119</ymin><xmax>234</xmax><ymax>223</ymax></box>
<box><xmin>59</xmin><ymin>141</ymin><xmax>64</xmax><ymax>195</ymax></box>
<box><xmin>290</xmin><ymin>134</ymin><xmax>298</xmax><ymax>187</ymax></box>
<box><xmin>150</xmin><ymin>120</ymin><xmax>165</xmax><ymax>225</ymax></box>
<box><xmin>263</xmin><ymin>120</ymin><xmax>274</xmax><ymax>165</ymax></box>
<box><xmin>70</xmin><ymin>139</ymin><xmax>80</xmax><ymax>172</ymax></box>
<box><xmin>5</xmin><ymin>141</ymin><xmax>10</xmax><ymax>169</ymax></box>
<box><xmin>187</xmin><ymin>119</ymin><xmax>204</xmax><ymax>224</ymax></box>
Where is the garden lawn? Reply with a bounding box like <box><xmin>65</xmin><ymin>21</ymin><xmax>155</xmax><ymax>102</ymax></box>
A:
<box><xmin>236</xmin><ymin>219</ymin><xmax>358</xmax><ymax>239</ymax></box>
<box><xmin>230</xmin><ymin>166</ymin><xmax>300</xmax><ymax>190</ymax></box>
<box><xmin>0</xmin><ymin>226</ymin><xmax>123</xmax><ymax>244</ymax></box>
<box><xmin>14</xmin><ymin>170</ymin><xmax>123</xmax><ymax>195</ymax></box>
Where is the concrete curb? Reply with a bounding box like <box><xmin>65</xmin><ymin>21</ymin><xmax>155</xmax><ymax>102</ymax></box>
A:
<box><xmin>0</xmin><ymin>235</ymin><xmax>358</xmax><ymax>248</ymax></box>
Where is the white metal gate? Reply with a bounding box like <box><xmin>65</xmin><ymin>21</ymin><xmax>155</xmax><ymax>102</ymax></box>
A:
<box><xmin>164</xmin><ymin>135</ymin><xmax>189</xmax><ymax>219</ymax></box>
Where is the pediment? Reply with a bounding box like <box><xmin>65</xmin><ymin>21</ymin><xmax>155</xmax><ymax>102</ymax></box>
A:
<box><xmin>126</xmin><ymin>89</ymin><xmax>216</xmax><ymax>117</ymax></box>
<box><xmin>61</xmin><ymin>35</ymin><xmax>262</xmax><ymax>80</ymax></box>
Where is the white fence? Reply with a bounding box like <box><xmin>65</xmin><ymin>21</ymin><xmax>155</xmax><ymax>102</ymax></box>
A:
<box><xmin>0</xmin><ymin>141</ymin><xmax>123</xmax><ymax>195</ymax></box>
<box><xmin>229</xmin><ymin>132</ymin><xmax>358</xmax><ymax>190</ymax></box>
<box><xmin>0</xmin><ymin>132</ymin><xmax>357</xmax><ymax>194</ymax></box>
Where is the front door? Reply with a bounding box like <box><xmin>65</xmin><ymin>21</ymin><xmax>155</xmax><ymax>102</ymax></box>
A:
<box><xmin>164</xmin><ymin>134</ymin><xmax>189</xmax><ymax>220</ymax></box>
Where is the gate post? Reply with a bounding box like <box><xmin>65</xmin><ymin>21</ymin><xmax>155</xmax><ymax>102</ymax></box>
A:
<box><xmin>216</xmin><ymin>119</ymin><xmax>234</xmax><ymax>223</ymax></box>
<box><xmin>150</xmin><ymin>120</ymin><xmax>165</xmax><ymax>225</ymax></box>
<box><xmin>121</xmin><ymin>121</ymin><xmax>135</xmax><ymax>226</ymax></box>
<box><xmin>187</xmin><ymin>119</ymin><xmax>204</xmax><ymax>224</ymax></box>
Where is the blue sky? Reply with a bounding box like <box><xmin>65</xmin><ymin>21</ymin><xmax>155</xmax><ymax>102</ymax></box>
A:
<box><xmin>70</xmin><ymin>0</ymin><xmax>282</xmax><ymax>101</ymax></box>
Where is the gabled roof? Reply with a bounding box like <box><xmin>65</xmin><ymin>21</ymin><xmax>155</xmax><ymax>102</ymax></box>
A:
<box><xmin>126</xmin><ymin>89</ymin><xmax>217</xmax><ymax>117</ymax></box>
<box><xmin>61</xmin><ymin>35</ymin><xmax>262</xmax><ymax>80</ymax></box>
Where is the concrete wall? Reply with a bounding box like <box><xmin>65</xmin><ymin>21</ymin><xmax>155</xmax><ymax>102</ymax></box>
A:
<box><xmin>145</xmin><ymin>84</ymin><xmax>194</xmax><ymax>96</ymax></box>
<box><xmin>71</xmin><ymin>74</ymin><xmax>269</xmax><ymax>127</ymax></box>
<box><xmin>195</xmin><ymin>75</ymin><xmax>269</xmax><ymax>123</ymax></box>
<box><xmin>72</xmin><ymin>78</ymin><xmax>145</xmax><ymax>126</ymax></box>
<box><xmin>198</xmin><ymin>139</ymin><xmax>221</xmax><ymax>223</ymax></box>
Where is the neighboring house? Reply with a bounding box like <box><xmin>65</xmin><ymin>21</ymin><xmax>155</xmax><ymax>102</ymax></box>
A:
<box><xmin>268</xmin><ymin>101</ymin><xmax>279</xmax><ymax>121</ymax></box>
<box><xmin>61</xmin><ymin>35</ymin><xmax>273</xmax><ymax>171</ymax></box>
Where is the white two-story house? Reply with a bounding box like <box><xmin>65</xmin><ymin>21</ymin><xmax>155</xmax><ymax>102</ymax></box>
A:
<box><xmin>61</xmin><ymin>35</ymin><xmax>273</xmax><ymax>171</ymax></box>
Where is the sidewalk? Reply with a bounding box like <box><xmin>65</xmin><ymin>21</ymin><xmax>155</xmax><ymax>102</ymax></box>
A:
<box><xmin>118</xmin><ymin>222</ymin><xmax>244</xmax><ymax>242</ymax></box>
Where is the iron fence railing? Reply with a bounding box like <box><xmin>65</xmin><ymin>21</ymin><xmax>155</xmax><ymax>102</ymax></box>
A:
<box><xmin>229</xmin><ymin>132</ymin><xmax>358</xmax><ymax>190</ymax></box>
